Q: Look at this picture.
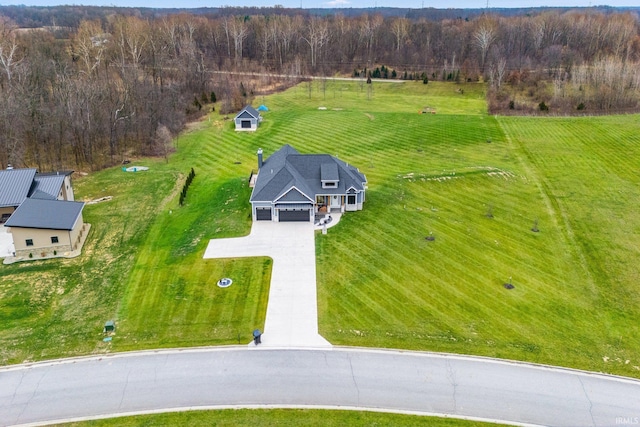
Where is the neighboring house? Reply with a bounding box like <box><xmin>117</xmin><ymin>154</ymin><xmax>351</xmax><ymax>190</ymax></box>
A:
<box><xmin>0</xmin><ymin>168</ymin><xmax>37</xmax><ymax>223</ymax></box>
<box><xmin>249</xmin><ymin>145</ymin><xmax>367</xmax><ymax>222</ymax></box>
<box><xmin>234</xmin><ymin>105</ymin><xmax>262</xmax><ymax>131</ymax></box>
<box><xmin>4</xmin><ymin>198</ymin><xmax>87</xmax><ymax>258</ymax></box>
<box><xmin>1</xmin><ymin>167</ymin><xmax>87</xmax><ymax>261</ymax></box>
<box><xmin>31</xmin><ymin>171</ymin><xmax>75</xmax><ymax>202</ymax></box>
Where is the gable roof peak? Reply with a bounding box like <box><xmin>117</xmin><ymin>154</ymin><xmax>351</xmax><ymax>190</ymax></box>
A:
<box><xmin>237</xmin><ymin>105</ymin><xmax>260</xmax><ymax>119</ymax></box>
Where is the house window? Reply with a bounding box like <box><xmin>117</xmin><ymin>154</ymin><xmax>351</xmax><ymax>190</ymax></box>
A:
<box><xmin>26</xmin><ymin>239</ymin><xmax>34</xmax><ymax>247</ymax></box>
<box><xmin>51</xmin><ymin>236</ymin><xmax>59</xmax><ymax>244</ymax></box>
<box><xmin>347</xmin><ymin>195</ymin><xmax>356</xmax><ymax>204</ymax></box>
<box><xmin>323</xmin><ymin>181</ymin><xmax>337</xmax><ymax>188</ymax></box>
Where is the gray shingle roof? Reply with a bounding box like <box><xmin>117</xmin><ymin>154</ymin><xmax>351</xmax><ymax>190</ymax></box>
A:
<box><xmin>320</xmin><ymin>162</ymin><xmax>339</xmax><ymax>181</ymax></box>
<box><xmin>4</xmin><ymin>198</ymin><xmax>84</xmax><ymax>230</ymax></box>
<box><xmin>0</xmin><ymin>168</ymin><xmax>37</xmax><ymax>208</ymax></box>
<box><xmin>250</xmin><ymin>145</ymin><xmax>367</xmax><ymax>204</ymax></box>
<box><xmin>276</xmin><ymin>188</ymin><xmax>314</xmax><ymax>203</ymax></box>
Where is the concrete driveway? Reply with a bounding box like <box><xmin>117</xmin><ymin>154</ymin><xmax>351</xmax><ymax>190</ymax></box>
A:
<box><xmin>203</xmin><ymin>221</ymin><xmax>331</xmax><ymax>348</ymax></box>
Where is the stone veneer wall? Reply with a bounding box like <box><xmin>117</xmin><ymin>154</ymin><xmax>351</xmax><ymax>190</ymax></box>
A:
<box><xmin>15</xmin><ymin>244</ymin><xmax>73</xmax><ymax>259</ymax></box>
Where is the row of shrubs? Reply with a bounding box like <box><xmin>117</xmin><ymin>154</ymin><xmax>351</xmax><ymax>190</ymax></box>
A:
<box><xmin>506</xmin><ymin>100</ymin><xmax>586</xmax><ymax>112</ymax></box>
<box><xmin>179</xmin><ymin>168</ymin><xmax>196</xmax><ymax>206</ymax></box>
<box><xmin>28</xmin><ymin>250</ymin><xmax>57</xmax><ymax>258</ymax></box>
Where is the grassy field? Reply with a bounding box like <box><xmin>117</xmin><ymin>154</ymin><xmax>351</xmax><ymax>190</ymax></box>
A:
<box><xmin>55</xmin><ymin>408</ymin><xmax>507</xmax><ymax>427</ymax></box>
<box><xmin>1</xmin><ymin>79</ymin><xmax>639</xmax><ymax>380</ymax></box>
<box><xmin>0</xmin><ymin>123</ymin><xmax>270</xmax><ymax>363</ymax></box>
<box><xmin>303</xmin><ymin>82</ymin><xmax>640</xmax><ymax>377</ymax></box>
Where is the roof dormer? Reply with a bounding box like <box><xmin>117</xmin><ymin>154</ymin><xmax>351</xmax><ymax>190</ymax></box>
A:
<box><xmin>321</xmin><ymin>162</ymin><xmax>339</xmax><ymax>189</ymax></box>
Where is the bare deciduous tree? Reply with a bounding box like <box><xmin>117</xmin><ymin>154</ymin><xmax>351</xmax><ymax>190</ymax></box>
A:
<box><xmin>473</xmin><ymin>18</ymin><xmax>497</xmax><ymax>74</ymax></box>
<box><xmin>71</xmin><ymin>19</ymin><xmax>109</xmax><ymax>76</ymax></box>
<box><xmin>0</xmin><ymin>16</ymin><xmax>22</xmax><ymax>83</ymax></box>
<box><xmin>302</xmin><ymin>16</ymin><xmax>329</xmax><ymax>70</ymax></box>
<box><xmin>391</xmin><ymin>17</ymin><xmax>409</xmax><ymax>52</ymax></box>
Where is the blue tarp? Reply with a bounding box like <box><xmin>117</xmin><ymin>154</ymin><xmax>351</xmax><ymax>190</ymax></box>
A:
<box><xmin>257</xmin><ymin>105</ymin><xmax>269</xmax><ymax>111</ymax></box>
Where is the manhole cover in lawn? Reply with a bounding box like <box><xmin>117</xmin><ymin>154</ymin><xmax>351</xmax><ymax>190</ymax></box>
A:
<box><xmin>217</xmin><ymin>278</ymin><xmax>233</xmax><ymax>288</ymax></box>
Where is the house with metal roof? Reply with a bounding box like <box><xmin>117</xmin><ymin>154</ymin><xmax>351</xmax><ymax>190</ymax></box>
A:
<box><xmin>5</xmin><ymin>198</ymin><xmax>87</xmax><ymax>259</ymax></box>
<box><xmin>0</xmin><ymin>168</ymin><xmax>37</xmax><ymax>223</ymax></box>
<box><xmin>0</xmin><ymin>169</ymin><xmax>74</xmax><ymax>223</ymax></box>
<box><xmin>234</xmin><ymin>105</ymin><xmax>262</xmax><ymax>131</ymax></box>
<box><xmin>31</xmin><ymin>171</ymin><xmax>75</xmax><ymax>202</ymax></box>
<box><xmin>1</xmin><ymin>168</ymin><xmax>86</xmax><ymax>262</ymax></box>
<box><xmin>250</xmin><ymin>145</ymin><xmax>367</xmax><ymax>222</ymax></box>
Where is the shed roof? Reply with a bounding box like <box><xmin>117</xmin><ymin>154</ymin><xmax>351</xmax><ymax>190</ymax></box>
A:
<box><xmin>4</xmin><ymin>198</ymin><xmax>84</xmax><ymax>230</ymax></box>
<box><xmin>234</xmin><ymin>105</ymin><xmax>260</xmax><ymax>120</ymax></box>
<box><xmin>0</xmin><ymin>168</ymin><xmax>37</xmax><ymax>208</ymax></box>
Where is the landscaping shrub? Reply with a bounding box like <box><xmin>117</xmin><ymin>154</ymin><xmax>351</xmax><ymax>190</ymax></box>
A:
<box><xmin>179</xmin><ymin>168</ymin><xmax>196</xmax><ymax>206</ymax></box>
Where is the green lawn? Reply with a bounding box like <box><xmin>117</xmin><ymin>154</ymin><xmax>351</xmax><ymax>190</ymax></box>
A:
<box><xmin>55</xmin><ymin>409</ymin><xmax>507</xmax><ymax>427</ymax></box>
<box><xmin>0</xmin><ymin>124</ymin><xmax>270</xmax><ymax>363</ymax></box>
<box><xmin>1</xmin><ymin>79</ymin><xmax>639</xmax><ymax>379</ymax></box>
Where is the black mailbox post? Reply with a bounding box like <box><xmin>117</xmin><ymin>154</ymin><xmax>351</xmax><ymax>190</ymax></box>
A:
<box><xmin>253</xmin><ymin>329</ymin><xmax>262</xmax><ymax>345</ymax></box>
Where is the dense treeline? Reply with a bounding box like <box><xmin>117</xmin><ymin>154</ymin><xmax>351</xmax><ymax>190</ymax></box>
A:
<box><xmin>2</xmin><ymin>5</ymin><xmax>638</xmax><ymax>28</ymax></box>
<box><xmin>0</xmin><ymin>8</ymin><xmax>639</xmax><ymax>170</ymax></box>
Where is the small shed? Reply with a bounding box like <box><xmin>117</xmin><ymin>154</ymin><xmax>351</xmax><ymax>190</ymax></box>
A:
<box><xmin>234</xmin><ymin>105</ymin><xmax>262</xmax><ymax>131</ymax></box>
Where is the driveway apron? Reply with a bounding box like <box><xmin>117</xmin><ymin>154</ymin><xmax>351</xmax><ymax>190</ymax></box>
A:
<box><xmin>203</xmin><ymin>221</ymin><xmax>331</xmax><ymax>348</ymax></box>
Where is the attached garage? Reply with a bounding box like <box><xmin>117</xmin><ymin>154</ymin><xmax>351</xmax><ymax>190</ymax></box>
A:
<box><xmin>278</xmin><ymin>209</ymin><xmax>310</xmax><ymax>222</ymax></box>
<box><xmin>255</xmin><ymin>208</ymin><xmax>272</xmax><ymax>221</ymax></box>
<box><xmin>276</xmin><ymin>203</ymin><xmax>312</xmax><ymax>222</ymax></box>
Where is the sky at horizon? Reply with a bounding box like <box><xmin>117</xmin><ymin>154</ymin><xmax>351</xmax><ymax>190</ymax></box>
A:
<box><xmin>1</xmin><ymin>0</ymin><xmax>639</xmax><ymax>9</ymax></box>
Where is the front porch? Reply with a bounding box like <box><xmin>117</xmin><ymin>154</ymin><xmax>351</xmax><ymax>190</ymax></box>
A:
<box><xmin>316</xmin><ymin>194</ymin><xmax>359</xmax><ymax>214</ymax></box>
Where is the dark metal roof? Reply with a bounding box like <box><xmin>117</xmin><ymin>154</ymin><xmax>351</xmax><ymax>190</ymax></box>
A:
<box><xmin>29</xmin><ymin>190</ymin><xmax>58</xmax><ymax>200</ymax></box>
<box><xmin>235</xmin><ymin>105</ymin><xmax>260</xmax><ymax>120</ymax></box>
<box><xmin>35</xmin><ymin>170</ymin><xmax>73</xmax><ymax>177</ymax></box>
<box><xmin>30</xmin><ymin>174</ymin><xmax>66</xmax><ymax>199</ymax></box>
<box><xmin>4</xmin><ymin>198</ymin><xmax>84</xmax><ymax>230</ymax></box>
<box><xmin>250</xmin><ymin>145</ymin><xmax>367</xmax><ymax>204</ymax></box>
<box><xmin>0</xmin><ymin>168</ymin><xmax>37</xmax><ymax>208</ymax></box>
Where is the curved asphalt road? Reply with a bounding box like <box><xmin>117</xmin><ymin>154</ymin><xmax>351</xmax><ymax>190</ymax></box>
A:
<box><xmin>2</xmin><ymin>347</ymin><xmax>640</xmax><ymax>427</ymax></box>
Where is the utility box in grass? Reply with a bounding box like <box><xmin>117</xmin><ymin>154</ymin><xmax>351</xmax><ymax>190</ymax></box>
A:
<box><xmin>103</xmin><ymin>320</ymin><xmax>116</xmax><ymax>333</ymax></box>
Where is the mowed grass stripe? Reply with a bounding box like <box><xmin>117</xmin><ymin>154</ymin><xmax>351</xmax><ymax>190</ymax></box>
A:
<box><xmin>4</xmin><ymin>80</ymin><xmax>639</xmax><ymax>380</ymax></box>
